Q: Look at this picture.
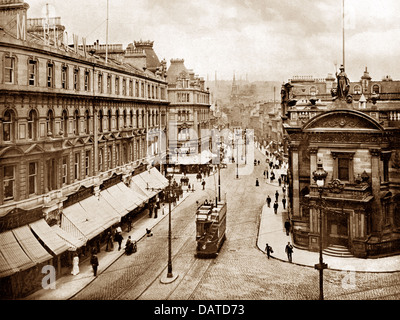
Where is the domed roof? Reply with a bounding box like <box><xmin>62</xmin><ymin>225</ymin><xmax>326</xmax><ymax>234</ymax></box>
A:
<box><xmin>133</xmin><ymin>40</ymin><xmax>161</xmax><ymax>73</ymax></box>
<box><xmin>166</xmin><ymin>59</ymin><xmax>188</xmax><ymax>84</ymax></box>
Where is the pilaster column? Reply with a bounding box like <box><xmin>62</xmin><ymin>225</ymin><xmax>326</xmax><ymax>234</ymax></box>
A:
<box><xmin>309</xmin><ymin>147</ymin><xmax>318</xmax><ymax>183</ymax></box>
<box><xmin>290</xmin><ymin>142</ymin><xmax>300</xmax><ymax>217</ymax></box>
<box><xmin>370</xmin><ymin>148</ymin><xmax>382</xmax><ymax>232</ymax></box>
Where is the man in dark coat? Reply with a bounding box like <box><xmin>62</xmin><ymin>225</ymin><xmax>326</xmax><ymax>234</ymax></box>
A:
<box><xmin>90</xmin><ymin>252</ymin><xmax>99</xmax><ymax>276</ymax></box>
<box><xmin>285</xmin><ymin>242</ymin><xmax>294</xmax><ymax>263</ymax></box>
<box><xmin>265</xmin><ymin>243</ymin><xmax>273</xmax><ymax>259</ymax></box>
<box><xmin>266</xmin><ymin>195</ymin><xmax>271</xmax><ymax>208</ymax></box>
<box><xmin>273</xmin><ymin>201</ymin><xmax>279</xmax><ymax>214</ymax></box>
<box><xmin>284</xmin><ymin>219</ymin><xmax>291</xmax><ymax>236</ymax></box>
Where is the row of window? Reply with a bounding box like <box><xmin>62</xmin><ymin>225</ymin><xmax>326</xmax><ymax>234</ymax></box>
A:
<box><xmin>308</xmin><ymin>84</ymin><xmax>381</xmax><ymax>95</ymax></box>
<box><xmin>1</xmin><ymin>138</ymin><xmax>148</xmax><ymax>203</ymax></box>
<box><xmin>4</xmin><ymin>55</ymin><xmax>167</xmax><ymax>100</ymax></box>
<box><xmin>2</xmin><ymin>107</ymin><xmax>163</xmax><ymax>142</ymax></box>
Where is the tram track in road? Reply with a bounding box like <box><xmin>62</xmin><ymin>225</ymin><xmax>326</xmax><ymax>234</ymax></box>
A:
<box><xmin>113</xmin><ymin>194</ymin><xmax>213</xmax><ymax>300</ymax></box>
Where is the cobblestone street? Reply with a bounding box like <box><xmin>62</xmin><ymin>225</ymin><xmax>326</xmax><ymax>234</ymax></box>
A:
<box><xmin>72</xmin><ymin>148</ymin><xmax>400</xmax><ymax>300</ymax></box>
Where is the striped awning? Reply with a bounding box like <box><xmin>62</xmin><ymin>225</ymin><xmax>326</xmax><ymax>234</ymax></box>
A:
<box><xmin>0</xmin><ymin>230</ymin><xmax>35</xmax><ymax>277</ymax></box>
<box><xmin>29</xmin><ymin>219</ymin><xmax>69</xmax><ymax>256</ymax></box>
<box><xmin>12</xmin><ymin>225</ymin><xmax>53</xmax><ymax>263</ymax></box>
<box><xmin>62</xmin><ymin>202</ymin><xmax>105</xmax><ymax>241</ymax></box>
<box><xmin>51</xmin><ymin>225</ymin><xmax>85</xmax><ymax>251</ymax></box>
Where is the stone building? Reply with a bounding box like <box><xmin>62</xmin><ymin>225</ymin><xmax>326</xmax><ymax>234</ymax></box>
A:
<box><xmin>0</xmin><ymin>0</ymin><xmax>169</xmax><ymax>298</ymax></box>
<box><xmin>282</xmin><ymin>67</ymin><xmax>400</xmax><ymax>258</ymax></box>
<box><xmin>166</xmin><ymin>58</ymin><xmax>211</xmax><ymax>173</ymax></box>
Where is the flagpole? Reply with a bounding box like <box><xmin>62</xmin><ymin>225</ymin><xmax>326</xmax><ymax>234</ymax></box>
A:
<box><xmin>342</xmin><ymin>0</ymin><xmax>345</xmax><ymax>68</ymax></box>
<box><xmin>106</xmin><ymin>0</ymin><xmax>109</xmax><ymax>63</ymax></box>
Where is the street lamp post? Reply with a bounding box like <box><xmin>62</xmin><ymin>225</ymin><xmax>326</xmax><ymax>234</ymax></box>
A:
<box><xmin>166</xmin><ymin>174</ymin><xmax>173</xmax><ymax>278</ymax></box>
<box><xmin>312</xmin><ymin>158</ymin><xmax>328</xmax><ymax>300</ymax></box>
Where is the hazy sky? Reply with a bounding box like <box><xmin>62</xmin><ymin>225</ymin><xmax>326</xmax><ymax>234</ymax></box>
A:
<box><xmin>25</xmin><ymin>0</ymin><xmax>400</xmax><ymax>83</ymax></box>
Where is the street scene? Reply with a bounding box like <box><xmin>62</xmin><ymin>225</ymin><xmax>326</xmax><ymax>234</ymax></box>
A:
<box><xmin>1</xmin><ymin>0</ymin><xmax>400</xmax><ymax>308</ymax></box>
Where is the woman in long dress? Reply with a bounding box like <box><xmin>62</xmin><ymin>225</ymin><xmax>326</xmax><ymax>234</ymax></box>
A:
<box><xmin>71</xmin><ymin>252</ymin><xmax>80</xmax><ymax>275</ymax></box>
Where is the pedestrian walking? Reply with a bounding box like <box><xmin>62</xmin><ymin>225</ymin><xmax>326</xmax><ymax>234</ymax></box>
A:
<box><xmin>153</xmin><ymin>202</ymin><xmax>158</xmax><ymax>219</ymax></box>
<box><xmin>115</xmin><ymin>232</ymin><xmax>123</xmax><ymax>251</ymax></box>
<box><xmin>282</xmin><ymin>196</ymin><xmax>286</xmax><ymax>210</ymax></box>
<box><xmin>126</xmin><ymin>215</ymin><xmax>132</xmax><ymax>232</ymax></box>
<box><xmin>266</xmin><ymin>195</ymin><xmax>271</xmax><ymax>208</ymax></box>
<box><xmin>278</xmin><ymin>177</ymin><xmax>282</xmax><ymax>186</ymax></box>
<box><xmin>71</xmin><ymin>252</ymin><xmax>80</xmax><ymax>275</ymax></box>
<box><xmin>105</xmin><ymin>231</ymin><xmax>113</xmax><ymax>251</ymax></box>
<box><xmin>273</xmin><ymin>201</ymin><xmax>279</xmax><ymax>214</ymax></box>
<box><xmin>265</xmin><ymin>243</ymin><xmax>273</xmax><ymax>259</ymax></box>
<box><xmin>285</xmin><ymin>242</ymin><xmax>294</xmax><ymax>263</ymax></box>
<box><xmin>202</xmin><ymin>179</ymin><xmax>206</xmax><ymax>190</ymax></box>
<box><xmin>90</xmin><ymin>252</ymin><xmax>99</xmax><ymax>276</ymax></box>
<box><xmin>275</xmin><ymin>190</ymin><xmax>279</xmax><ymax>202</ymax></box>
<box><xmin>148</xmin><ymin>204</ymin><xmax>153</xmax><ymax>218</ymax></box>
<box><xmin>282</xmin><ymin>185</ymin><xmax>286</xmax><ymax>194</ymax></box>
<box><xmin>161</xmin><ymin>203</ymin><xmax>165</xmax><ymax>215</ymax></box>
<box><xmin>255</xmin><ymin>178</ymin><xmax>259</xmax><ymax>186</ymax></box>
<box><xmin>284</xmin><ymin>219</ymin><xmax>291</xmax><ymax>236</ymax></box>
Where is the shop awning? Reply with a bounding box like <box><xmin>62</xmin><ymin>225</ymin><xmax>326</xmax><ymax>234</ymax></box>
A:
<box><xmin>130</xmin><ymin>173</ymin><xmax>158</xmax><ymax>199</ymax></box>
<box><xmin>149</xmin><ymin>168</ymin><xmax>168</xmax><ymax>188</ymax></box>
<box><xmin>101</xmin><ymin>182</ymin><xmax>145</xmax><ymax>216</ymax></box>
<box><xmin>12</xmin><ymin>225</ymin><xmax>53</xmax><ymax>263</ymax></box>
<box><xmin>0</xmin><ymin>230</ymin><xmax>35</xmax><ymax>277</ymax></box>
<box><xmin>51</xmin><ymin>225</ymin><xmax>86</xmax><ymax>251</ymax></box>
<box><xmin>29</xmin><ymin>219</ymin><xmax>69</xmax><ymax>256</ymax></box>
<box><xmin>78</xmin><ymin>196</ymin><xmax>119</xmax><ymax>230</ymax></box>
<box><xmin>0</xmin><ymin>250</ymin><xmax>15</xmax><ymax>278</ymax></box>
<box><xmin>61</xmin><ymin>202</ymin><xmax>105</xmax><ymax>241</ymax></box>
<box><xmin>140</xmin><ymin>169</ymin><xmax>166</xmax><ymax>190</ymax></box>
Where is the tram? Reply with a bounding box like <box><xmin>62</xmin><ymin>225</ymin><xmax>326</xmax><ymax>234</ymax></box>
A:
<box><xmin>195</xmin><ymin>199</ymin><xmax>227</xmax><ymax>258</ymax></box>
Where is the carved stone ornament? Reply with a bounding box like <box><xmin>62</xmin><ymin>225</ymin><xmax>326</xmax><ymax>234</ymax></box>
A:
<box><xmin>328</xmin><ymin>179</ymin><xmax>344</xmax><ymax>193</ymax></box>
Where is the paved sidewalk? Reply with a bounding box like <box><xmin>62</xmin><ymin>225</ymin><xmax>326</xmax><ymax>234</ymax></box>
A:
<box><xmin>255</xmin><ymin>146</ymin><xmax>400</xmax><ymax>273</ymax></box>
<box><xmin>23</xmin><ymin>172</ymin><xmax>214</xmax><ymax>300</ymax></box>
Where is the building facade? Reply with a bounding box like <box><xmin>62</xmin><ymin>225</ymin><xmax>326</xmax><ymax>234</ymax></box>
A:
<box><xmin>0</xmin><ymin>0</ymin><xmax>169</xmax><ymax>298</ymax></box>
<box><xmin>282</xmin><ymin>67</ymin><xmax>400</xmax><ymax>258</ymax></box>
<box><xmin>166</xmin><ymin>58</ymin><xmax>211</xmax><ymax>173</ymax></box>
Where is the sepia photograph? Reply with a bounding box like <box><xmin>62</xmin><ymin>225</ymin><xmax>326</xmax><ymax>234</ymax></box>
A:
<box><xmin>0</xmin><ymin>0</ymin><xmax>400</xmax><ymax>313</ymax></box>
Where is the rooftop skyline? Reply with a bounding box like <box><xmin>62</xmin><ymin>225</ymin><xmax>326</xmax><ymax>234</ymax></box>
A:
<box><xmin>25</xmin><ymin>0</ymin><xmax>400</xmax><ymax>83</ymax></box>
